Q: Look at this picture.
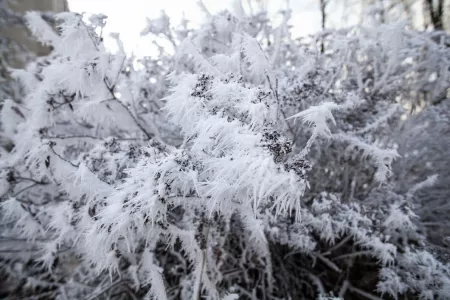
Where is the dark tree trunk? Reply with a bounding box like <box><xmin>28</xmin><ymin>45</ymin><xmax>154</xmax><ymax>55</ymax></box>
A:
<box><xmin>425</xmin><ymin>0</ymin><xmax>444</xmax><ymax>30</ymax></box>
<box><xmin>320</xmin><ymin>0</ymin><xmax>327</xmax><ymax>53</ymax></box>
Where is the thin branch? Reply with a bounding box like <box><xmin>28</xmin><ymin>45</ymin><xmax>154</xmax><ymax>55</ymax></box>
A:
<box><xmin>0</xmin><ymin>247</ymin><xmax>40</xmax><ymax>253</ymax></box>
<box><xmin>322</xmin><ymin>235</ymin><xmax>352</xmax><ymax>256</ymax></box>
<box><xmin>48</xmin><ymin>143</ymin><xmax>111</xmax><ymax>185</ymax></box>
<box><xmin>48</xmin><ymin>143</ymin><xmax>79</xmax><ymax>168</ymax></box>
<box><xmin>194</xmin><ymin>224</ymin><xmax>210</xmax><ymax>300</ymax></box>
<box><xmin>317</xmin><ymin>253</ymin><xmax>342</xmax><ymax>273</ymax></box>
<box><xmin>42</xmin><ymin>135</ymin><xmax>103</xmax><ymax>141</ymax></box>
<box><xmin>7</xmin><ymin>181</ymin><xmax>48</xmax><ymax>200</ymax></box>
<box><xmin>332</xmin><ymin>251</ymin><xmax>372</xmax><ymax>261</ymax></box>
<box><xmin>80</xmin><ymin>16</ymin><xmax>100</xmax><ymax>51</ymax></box>
<box><xmin>348</xmin><ymin>283</ymin><xmax>383</xmax><ymax>300</ymax></box>
<box><xmin>83</xmin><ymin>280</ymin><xmax>130</xmax><ymax>300</ymax></box>
<box><xmin>339</xmin><ymin>280</ymin><xmax>350</xmax><ymax>298</ymax></box>
<box><xmin>79</xmin><ymin>18</ymin><xmax>153</xmax><ymax>140</ymax></box>
<box><xmin>266</xmin><ymin>73</ymin><xmax>279</xmax><ymax>119</ymax></box>
<box><xmin>111</xmin><ymin>55</ymin><xmax>126</xmax><ymax>88</ymax></box>
<box><xmin>103</xmin><ymin>82</ymin><xmax>153</xmax><ymax>140</ymax></box>
<box><xmin>234</xmin><ymin>285</ymin><xmax>259</xmax><ymax>300</ymax></box>
<box><xmin>15</xmin><ymin>176</ymin><xmax>48</xmax><ymax>185</ymax></box>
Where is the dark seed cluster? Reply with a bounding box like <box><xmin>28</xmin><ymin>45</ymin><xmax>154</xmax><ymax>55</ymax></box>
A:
<box><xmin>262</xmin><ymin>130</ymin><xmax>292</xmax><ymax>163</ymax></box>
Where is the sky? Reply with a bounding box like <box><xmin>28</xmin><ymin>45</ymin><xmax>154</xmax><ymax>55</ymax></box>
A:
<box><xmin>67</xmin><ymin>0</ymin><xmax>357</xmax><ymax>56</ymax></box>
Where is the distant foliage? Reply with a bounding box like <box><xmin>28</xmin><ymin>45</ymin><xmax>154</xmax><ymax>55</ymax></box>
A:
<box><xmin>0</xmin><ymin>1</ymin><xmax>33</xmax><ymax>123</ymax></box>
<box><xmin>0</xmin><ymin>4</ymin><xmax>449</xmax><ymax>300</ymax></box>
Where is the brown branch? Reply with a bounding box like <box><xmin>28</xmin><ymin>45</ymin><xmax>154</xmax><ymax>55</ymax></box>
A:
<box><xmin>103</xmin><ymin>81</ymin><xmax>153</xmax><ymax>140</ymax></box>
<box><xmin>48</xmin><ymin>142</ymin><xmax>111</xmax><ymax>185</ymax></box>
<box><xmin>79</xmin><ymin>18</ymin><xmax>153</xmax><ymax>140</ymax></box>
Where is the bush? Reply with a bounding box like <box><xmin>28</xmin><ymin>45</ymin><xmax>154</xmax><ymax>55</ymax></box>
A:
<box><xmin>1</xmin><ymin>7</ymin><xmax>449</xmax><ymax>300</ymax></box>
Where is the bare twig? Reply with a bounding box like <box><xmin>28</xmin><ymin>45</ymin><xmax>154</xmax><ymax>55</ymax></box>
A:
<box><xmin>317</xmin><ymin>253</ymin><xmax>342</xmax><ymax>273</ymax></box>
<box><xmin>83</xmin><ymin>280</ymin><xmax>131</xmax><ymax>300</ymax></box>
<box><xmin>48</xmin><ymin>143</ymin><xmax>111</xmax><ymax>185</ymax></box>
<box><xmin>339</xmin><ymin>279</ymin><xmax>350</xmax><ymax>298</ymax></box>
<box><xmin>332</xmin><ymin>251</ymin><xmax>372</xmax><ymax>261</ymax></box>
<box><xmin>103</xmin><ymin>82</ymin><xmax>153</xmax><ymax>140</ymax></box>
<box><xmin>79</xmin><ymin>18</ymin><xmax>153</xmax><ymax>140</ymax></box>
<box><xmin>42</xmin><ymin>135</ymin><xmax>102</xmax><ymax>141</ymax></box>
<box><xmin>348</xmin><ymin>283</ymin><xmax>383</xmax><ymax>300</ymax></box>
<box><xmin>322</xmin><ymin>235</ymin><xmax>352</xmax><ymax>256</ymax></box>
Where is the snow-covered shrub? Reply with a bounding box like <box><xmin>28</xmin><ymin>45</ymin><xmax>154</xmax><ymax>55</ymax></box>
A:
<box><xmin>392</xmin><ymin>100</ymin><xmax>450</xmax><ymax>251</ymax></box>
<box><xmin>1</xmin><ymin>6</ymin><xmax>449</xmax><ymax>300</ymax></box>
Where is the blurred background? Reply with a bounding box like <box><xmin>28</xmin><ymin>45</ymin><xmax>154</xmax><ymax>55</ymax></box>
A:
<box><xmin>2</xmin><ymin>0</ymin><xmax>449</xmax><ymax>62</ymax></box>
